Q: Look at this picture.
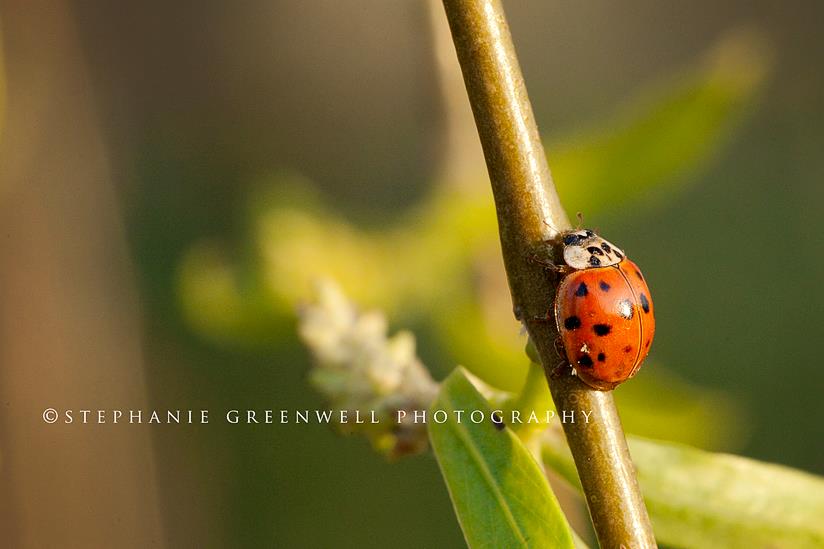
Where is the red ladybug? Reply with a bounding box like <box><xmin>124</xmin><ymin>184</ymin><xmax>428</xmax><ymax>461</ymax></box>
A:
<box><xmin>553</xmin><ymin>229</ymin><xmax>655</xmax><ymax>390</ymax></box>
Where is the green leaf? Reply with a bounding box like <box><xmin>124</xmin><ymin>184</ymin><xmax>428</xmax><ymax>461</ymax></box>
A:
<box><xmin>429</xmin><ymin>368</ymin><xmax>577</xmax><ymax>549</ymax></box>
<box><xmin>549</xmin><ymin>29</ymin><xmax>770</xmax><ymax>216</ymax></box>
<box><xmin>542</xmin><ymin>430</ymin><xmax>824</xmax><ymax>548</ymax></box>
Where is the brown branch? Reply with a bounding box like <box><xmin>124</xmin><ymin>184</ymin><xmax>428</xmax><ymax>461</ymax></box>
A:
<box><xmin>439</xmin><ymin>0</ymin><xmax>656</xmax><ymax>546</ymax></box>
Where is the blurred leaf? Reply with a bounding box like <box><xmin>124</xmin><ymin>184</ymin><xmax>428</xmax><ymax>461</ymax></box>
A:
<box><xmin>550</xmin><ymin>28</ymin><xmax>770</xmax><ymax>216</ymax></box>
<box><xmin>614</xmin><ymin>365</ymin><xmax>748</xmax><ymax>451</ymax></box>
<box><xmin>429</xmin><ymin>368</ymin><xmax>577</xmax><ymax>549</ymax></box>
<box><xmin>542</xmin><ymin>430</ymin><xmax>824</xmax><ymax>548</ymax></box>
<box><xmin>178</xmin><ymin>240</ymin><xmax>293</xmax><ymax>348</ymax></box>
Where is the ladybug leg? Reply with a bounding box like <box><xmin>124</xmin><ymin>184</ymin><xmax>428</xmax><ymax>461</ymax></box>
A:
<box><xmin>551</xmin><ymin>336</ymin><xmax>571</xmax><ymax>377</ymax></box>
<box><xmin>529</xmin><ymin>253</ymin><xmax>558</xmax><ymax>271</ymax></box>
<box><xmin>529</xmin><ymin>254</ymin><xmax>572</xmax><ymax>275</ymax></box>
<box><xmin>550</xmin><ymin>361</ymin><xmax>573</xmax><ymax>379</ymax></box>
<box><xmin>553</xmin><ymin>334</ymin><xmax>566</xmax><ymax>358</ymax></box>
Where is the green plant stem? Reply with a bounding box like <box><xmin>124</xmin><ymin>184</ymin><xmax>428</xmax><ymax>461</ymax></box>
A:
<box><xmin>440</xmin><ymin>1</ymin><xmax>656</xmax><ymax>547</ymax></box>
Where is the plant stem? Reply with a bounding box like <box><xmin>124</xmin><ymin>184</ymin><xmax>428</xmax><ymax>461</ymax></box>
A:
<box><xmin>439</xmin><ymin>1</ymin><xmax>656</xmax><ymax>547</ymax></box>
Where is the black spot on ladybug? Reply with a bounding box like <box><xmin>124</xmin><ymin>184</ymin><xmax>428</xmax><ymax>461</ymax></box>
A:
<box><xmin>589</xmin><ymin>256</ymin><xmax>601</xmax><ymax>267</ymax></box>
<box><xmin>601</xmin><ymin>242</ymin><xmax>612</xmax><ymax>253</ymax></box>
<box><xmin>585</xmin><ymin>230</ymin><xmax>594</xmax><ymax>237</ymax></box>
<box><xmin>617</xmin><ymin>299</ymin><xmax>634</xmax><ymax>320</ymax></box>
<box><xmin>593</xmin><ymin>324</ymin><xmax>612</xmax><ymax>336</ymax></box>
<box><xmin>564</xmin><ymin>316</ymin><xmax>582</xmax><ymax>330</ymax></box>
<box><xmin>599</xmin><ymin>280</ymin><xmax>611</xmax><ymax>292</ymax></box>
<box><xmin>597</xmin><ymin>352</ymin><xmax>606</xmax><ymax>362</ymax></box>
<box><xmin>587</xmin><ymin>246</ymin><xmax>604</xmax><ymax>256</ymax></box>
<box><xmin>563</xmin><ymin>234</ymin><xmax>583</xmax><ymax>245</ymax></box>
<box><xmin>635</xmin><ymin>269</ymin><xmax>644</xmax><ymax>281</ymax></box>
<box><xmin>578</xmin><ymin>354</ymin><xmax>594</xmax><ymax>368</ymax></box>
<box><xmin>640</xmin><ymin>293</ymin><xmax>650</xmax><ymax>313</ymax></box>
<box><xmin>575</xmin><ymin>282</ymin><xmax>589</xmax><ymax>297</ymax></box>
<box><xmin>615</xmin><ymin>250</ymin><xmax>624</xmax><ymax>259</ymax></box>
<box><xmin>623</xmin><ymin>345</ymin><xmax>633</xmax><ymax>353</ymax></box>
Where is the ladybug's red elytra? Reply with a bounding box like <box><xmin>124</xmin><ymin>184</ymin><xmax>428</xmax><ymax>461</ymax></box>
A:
<box><xmin>553</xmin><ymin>229</ymin><xmax>655</xmax><ymax>390</ymax></box>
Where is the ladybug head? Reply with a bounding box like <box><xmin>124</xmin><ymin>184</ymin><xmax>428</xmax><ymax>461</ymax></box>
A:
<box><xmin>561</xmin><ymin>229</ymin><xmax>625</xmax><ymax>270</ymax></box>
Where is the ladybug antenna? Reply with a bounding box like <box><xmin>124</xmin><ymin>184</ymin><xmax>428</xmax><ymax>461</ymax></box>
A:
<box><xmin>575</xmin><ymin>212</ymin><xmax>585</xmax><ymax>230</ymax></box>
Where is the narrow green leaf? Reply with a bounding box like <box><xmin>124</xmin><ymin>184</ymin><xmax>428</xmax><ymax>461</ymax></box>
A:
<box><xmin>549</xmin><ymin>30</ymin><xmax>770</xmax><ymax>216</ymax></box>
<box><xmin>542</xmin><ymin>430</ymin><xmax>824</xmax><ymax>548</ymax></box>
<box><xmin>429</xmin><ymin>368</ymin><xmax>577</xmax><ymax>549</ymax></box>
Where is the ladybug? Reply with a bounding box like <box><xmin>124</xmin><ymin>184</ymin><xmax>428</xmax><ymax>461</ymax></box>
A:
<box><xmin>552</xmin><ymin>229</ymin><xmax>655</xmax><ymax>390</ymax></box>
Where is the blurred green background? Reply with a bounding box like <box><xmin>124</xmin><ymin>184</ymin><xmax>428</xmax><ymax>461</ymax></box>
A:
<box><xmin>1</xmin><ymin>1</ymin><xmax>823</xmax><ymax>547</ymax></box>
